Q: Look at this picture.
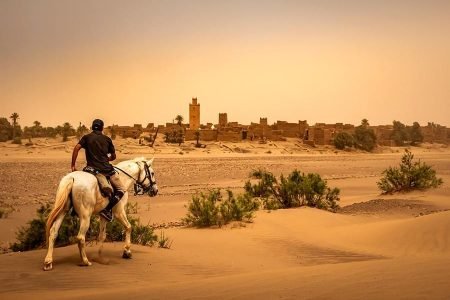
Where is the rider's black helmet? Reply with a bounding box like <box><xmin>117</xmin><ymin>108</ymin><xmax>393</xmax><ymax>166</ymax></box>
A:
<box><xmin>92</xmin><ymin>119</ymin><xmax>104</xmax><ymax>131</ymax></box>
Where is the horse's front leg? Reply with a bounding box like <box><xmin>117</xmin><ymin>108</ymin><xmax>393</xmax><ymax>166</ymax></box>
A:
<box><xmin>115</xmin><ymin>206</ymin><xmax>132</xmax><ymax>259</ymax></box>
<box><xmin>77</xmin><ymin>214</ymin><xmax>92</xmax><ymax>266</ymax></box>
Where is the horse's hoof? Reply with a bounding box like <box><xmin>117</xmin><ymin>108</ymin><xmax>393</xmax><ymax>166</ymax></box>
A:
<box><xmin>43</xmin><ymin>262</ymin><xmax>53</xmax><ymax>271</ymax></box>
<box><xmin>122</xmin><ymin>250</ymin><xmax>132</xmax><ymax>259</ymax></box>
<box><xmin>79</xmin><ymin>261</ymin><xmax>92</xmax><ymax>267</ymax></box>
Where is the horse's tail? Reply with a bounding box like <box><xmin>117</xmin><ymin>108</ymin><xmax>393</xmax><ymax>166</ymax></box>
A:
<box><xmin>46</xmin><ymin>175</ymin><xmax>74</xmax><ymax>244</ymax></box>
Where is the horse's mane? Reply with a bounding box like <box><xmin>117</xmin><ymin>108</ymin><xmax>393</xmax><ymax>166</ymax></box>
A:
<box><xmin>132</xmin><ymin>157</ymin><xmax>147</xmax><ymax>162</ymax></box>
<box><xmin>115</xmin><ymin>157</ymin><xmax>150</xmax><ymax>168</ymax></box>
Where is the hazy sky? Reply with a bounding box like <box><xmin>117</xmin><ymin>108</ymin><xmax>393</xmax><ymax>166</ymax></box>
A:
<box><xmin>1</xmin><ymin>0</ymin><xmax>449</xmax><ymax>128</ymax></box>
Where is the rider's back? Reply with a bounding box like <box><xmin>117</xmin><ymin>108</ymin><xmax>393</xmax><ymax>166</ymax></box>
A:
<box><xmin>79</xmin><ymin>131</ymin><xmax>114</xmax><ymax>175</ymax></box>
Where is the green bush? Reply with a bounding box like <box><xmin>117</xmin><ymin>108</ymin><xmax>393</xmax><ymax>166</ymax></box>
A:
<box><xmin>11</xmin><ymin>204</ymin><xmax>56</xmax><ymax>252</ymax></box>
<box><xmin>333</xmin><ymin>132</ymin><xmax>354</xmax><ymax>150</ymax></box>
<box><xmin>391</xmin><ymin>120</ymin><xmax>408</xmax><ymax>146</ymax></box>
<box><xmin>353</xmin><ymin>119</ymin><xmax>377</xmax><ymax>152</ymax></box>
<box><xmin>0</xmin><ymin>132</ymin><xmax>9</xmax><ymax>142</ymax></box>
<box><xmin>220</xmin><ymin>190</ymin><xmax>260</xmax><ymax>224</ymax></box>
<box><xmin>353</xmin><ymin>127</ymin><xmax>376</xmax><ymax>151</ymax></box>
<box><xmin>244</xmin><ymin>169</ymin><xmax>276</xmax><ymax>198</ymax></box>
<box><xmin>377</xmin><ymin>149</ymin><xmax>443</xmax><ymax>194</ymax></box>
<box><xmin>184</xmin><ymin>189</ymin><xmax>221</xmax><ymax>227</ymax></box>
<box><xmin>184</xmin><ymin>189</ymin><xmax>259</xmax><ymax>227</ymax></box>
<box><xmin>408</xmin><ymin>122</ymin><xmax>424</xmax><ymax>146</ymax></box>
<box><xmin>245</xmin><ymin>169</ymin><xmax>340</xmax><ymax>211</ymax></box>
<box><xmin>10</xmin><ymin>203</ymin><xmax>157</xmax><ymax>252</ymax></box>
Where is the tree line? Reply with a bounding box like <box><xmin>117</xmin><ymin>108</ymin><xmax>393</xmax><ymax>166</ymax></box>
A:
<box><xmin>333</xmin><ymin>119</ymin><xmax>425</xmax><ymax>151</ymax></box>
<box><xmin>0</xmin><ymin>112</ymin><xmax>88</xmax><ymax>144</ymax></box>
<box><xmin>0</xmin><ymin>113</ymin><xmax>428</xmax><ymax>150</ymax></box>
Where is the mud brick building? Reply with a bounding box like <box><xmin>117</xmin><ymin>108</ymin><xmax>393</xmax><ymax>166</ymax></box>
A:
<box><xmin>107</xmin><ymin>124</ymin><xmax>144</xmax><ymax>139</ymax></box>
<box><xmin>110</xmin><ymin>98</ymin><xmax>449</xmax><ymax>145</ymax></box>
<box><xmin>373</xmin><ymin>125</ymin><xmax>395</xmax><ymax>146</ymax></box>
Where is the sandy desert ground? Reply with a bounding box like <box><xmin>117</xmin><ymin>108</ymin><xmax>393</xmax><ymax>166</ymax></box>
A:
<box><xmin>0</xmin><ymin>137</ymin><xmax>449</xmax><ymax>299</ymax></box>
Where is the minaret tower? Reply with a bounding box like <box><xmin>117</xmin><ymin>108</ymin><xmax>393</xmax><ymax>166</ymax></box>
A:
<box><xmin>189</xmin><ymin>97</ymin><xmax>200</xmax><ymax>130</ymax></box>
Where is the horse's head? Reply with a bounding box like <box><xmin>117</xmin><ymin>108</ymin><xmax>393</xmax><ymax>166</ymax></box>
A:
<box><xmin>135</xmin><ymin>158</ymin><xmax>158</xmax><ymax>197</ymax></box>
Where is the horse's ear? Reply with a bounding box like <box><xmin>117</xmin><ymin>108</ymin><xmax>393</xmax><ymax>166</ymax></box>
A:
<box><xmin>147</xmin><ymin>158</ymin><xmax>154</xmax><ymax>166</ymax></box>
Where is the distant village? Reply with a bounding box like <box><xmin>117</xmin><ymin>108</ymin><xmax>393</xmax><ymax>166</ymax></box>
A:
<box><xmin>107</xmin><ymin>98</ymin><xmax>450</xmax><ymax>147</ymax></box>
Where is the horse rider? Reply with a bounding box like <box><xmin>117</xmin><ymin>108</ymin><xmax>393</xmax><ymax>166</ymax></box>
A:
<box><xmin>71</xmin><ymin>119</ymin><xmax>125</xmax><ymax>222</ymax></box>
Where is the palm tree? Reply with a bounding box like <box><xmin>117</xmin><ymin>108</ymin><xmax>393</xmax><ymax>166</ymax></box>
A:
<box><xmin>175</xmin><ymin>115</ymin><xmax>184</xmax><ymax>126</ymax></box>
<box><xmin>361</xmin><ymin>118</ymin><xmax>369</xmax><ymax>128</ymax></box>
<box><xmin>10</xmin><ymin>112</ymin><xmax>19</xmax><ymax>139</ymax></box>
<box><xmin>32</xmin><ymin>120</ymin><xmax>42</xmax><ymax>137</ymax></box>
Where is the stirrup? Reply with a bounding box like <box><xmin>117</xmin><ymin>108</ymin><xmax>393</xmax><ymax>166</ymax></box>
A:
<box><xmin>99</xmin><ymin>209</ymin><xmax>113</xmax><ymax>222</ymax></box>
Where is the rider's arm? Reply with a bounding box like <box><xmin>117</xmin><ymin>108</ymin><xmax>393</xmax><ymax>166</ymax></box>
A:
<box><xmin>108</xmin><ymin>138</ymin><xmax>116</xmax><ymax>162</ymax></box>
<box><xmin>71</xmin><ymin>144</ymin><xmax>82</xmax><ymax>172</ymax></box>
<box><xmin>108</xmin><ymin>152</ymin><xmax>116</xmax><ymax>162</ymax></box>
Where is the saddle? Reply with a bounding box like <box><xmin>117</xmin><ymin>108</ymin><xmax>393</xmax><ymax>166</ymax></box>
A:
<box><xmin>82</xmin><ymin>166</ymin><xmax>114</xmax><ymax>198</ymax></box>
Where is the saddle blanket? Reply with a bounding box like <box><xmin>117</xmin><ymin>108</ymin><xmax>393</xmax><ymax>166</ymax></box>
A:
<box><xmin>82</xmin><ymin>166</ymin><xmax>113</xmax><ymax>197</ymax></box>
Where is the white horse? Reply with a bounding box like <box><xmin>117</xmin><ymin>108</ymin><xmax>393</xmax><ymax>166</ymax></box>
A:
<box><xmin>43</xmin><ymin>157</ymin><xmax>158</xmax><ymax>271</ymax></box>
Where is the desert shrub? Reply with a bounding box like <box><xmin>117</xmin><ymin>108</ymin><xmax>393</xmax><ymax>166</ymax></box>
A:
<box><xmin>377</xmin><ymin>149</ymin><xmax>443</xmax><ymax>194</ymax></box>
<box><xmin>157</xmin><ymin>231</ymin><xmax>173</xmax><ymax>249</ymax></box>
<box><xmin>12</xmin><ymin>137</ymin><xmax>22</xmax><ymax>144</ymax></box>
<box><xmin>244</xmin><ymin>169</ymin><xmax>277</xmax><ymax>198</ymax></box>
<box><xmin>88</xmin><ymin>213</ymin><xmax>157</xmax><ymax>246</ymax></box>
<box><xmin>245</xmin><ymin>169</ymin><xmax>340</xmax><ymax>211</ymax></box>
<box><xmin>333</xmin><ymin>132</ymin><xmax>354</xmax><ymax>150</ymax></box>
<box><xmin>10</xmin><ymin>203</ymin><xmax>157</xmax><ymax>252</ymax></box>
<box><xmin>184</xmin><ymin>190</ymin><xmax>221</xmax><ymax>227</ymax></box>
<box><xmin>164</xmin><ymin>129</ymin><xmax>184</xmax><ymax>144</ymax></box>
<box><xmin>11</xmin><ymin>204</ymin><xmax>58</xmax><ymax>252</ymax></box>
<box><xmin>184</xmin><ymin>189</ymin><xmax>259</xmax><ymax>227</ymax></box>
<box><xmin>128</xmin><ymin>217</ymin><xmax>158</xmax><ymax>246</ymax></box>
<box><xmin>25</xmin><ymin>138</ymin><xmax>34</xmax><ymax>146</ymax></box>
<box><xmin>220</xmin><ymin>190</ymin><xmax>259</xmax><ymax>224</ymax></box>
<box><xmin>0</xmin><ymin>208</ymin><xmax>7</xmax><ymax>218</ymax></box>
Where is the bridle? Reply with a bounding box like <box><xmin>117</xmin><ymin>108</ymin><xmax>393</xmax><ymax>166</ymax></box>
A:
<box><xmin>114</xmin><ymin>161</ymin><xmax>157</xmax><ymax>196</ymax></box>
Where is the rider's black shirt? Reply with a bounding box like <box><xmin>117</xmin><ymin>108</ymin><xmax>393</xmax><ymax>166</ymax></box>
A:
<box><xmin>78</xmin><ymin>131</ymin><xmax>115</xmax><ymax>175</ymax></box>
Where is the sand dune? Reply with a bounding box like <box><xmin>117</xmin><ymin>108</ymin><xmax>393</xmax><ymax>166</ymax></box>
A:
<box><xmin>329</xmin><ymin>210</ymin><xmax>450</xmax><ymax>257</ymax></box>
<box><xmin>1</xmin><ymin>208</ymin><xmax>449</xmax><ymax>299</ymax></box>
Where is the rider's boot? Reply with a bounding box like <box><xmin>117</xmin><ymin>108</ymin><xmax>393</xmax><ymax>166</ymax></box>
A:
<box><xmin>100</xmin><ymin>190</ymin><xmax>124</xmax><ymax>222</ymax></box>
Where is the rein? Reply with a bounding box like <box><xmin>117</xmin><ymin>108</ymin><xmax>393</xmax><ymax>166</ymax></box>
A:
<box><xmin>114</xmin><ymin>161</ymin><xmax>156</xmax><ymax>196</ymax></box>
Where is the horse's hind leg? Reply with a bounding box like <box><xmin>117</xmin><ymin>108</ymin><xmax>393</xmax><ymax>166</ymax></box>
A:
<box><xmin>97</xmin><ymin>217</ymin><xmax>107</xmax><ymax>257</ymax></box>
<box><xmin>77</xmin><ymin>215</ymin><xmax>92</xmax><ymax>266</ymax></box>
<box><xmin>115</xmin><ymin>207</ymin><xmax>132</xmax><ymax>259</ymax></box>
<box><xmin>43</xmin><ymin>211</ymin><xmax>66</xmax><ymax>271</ymax></box>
